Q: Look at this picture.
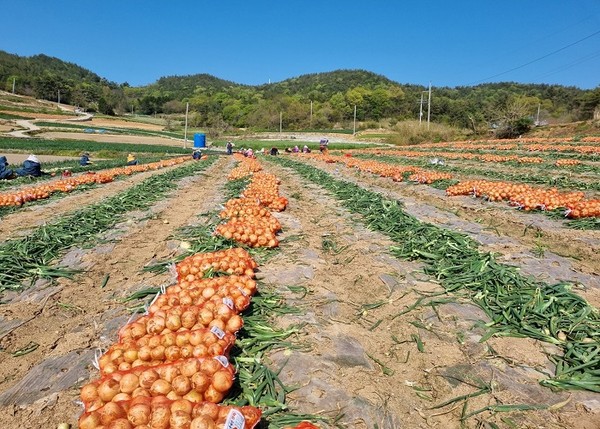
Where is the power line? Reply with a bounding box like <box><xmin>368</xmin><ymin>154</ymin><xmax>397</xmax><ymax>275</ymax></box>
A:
<box><xmin>469</xmin><ymin>28</ymin><xmax>600</xmax><ymax>85</ymax></box>
<box><xmin>532</xmin><ymin>49</ymin><xmax>600</xmax><ymax>82</ymax></box>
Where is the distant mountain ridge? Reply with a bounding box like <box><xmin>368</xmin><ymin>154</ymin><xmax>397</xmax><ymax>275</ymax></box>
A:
<box><xmin>0</xmin><ymin>49</ymin><xmax>598</xmax><ymax>134</ymax></box>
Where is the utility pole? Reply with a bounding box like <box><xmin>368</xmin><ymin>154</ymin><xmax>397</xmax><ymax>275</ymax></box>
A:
<box><xmin>536</xmin><ymin>103</ymin><xmax>541</xmax><ymax>125</ymax></box>
<box><xmin>12</xmin><ymin>77</ymin><xmax>15</xmax><ymax>94</ymax></box>
<box><xmin>57</xmin><ymin>89</ymin><xmax>61</xmax><ymax>106</ymax></box>
<box><xmin>353</xmin><ymin>105</ymin><xmax>357</xmax><ymax>135</ymax></box>
<box><xmin>419</xmin><ymin>92</ymin><xmax>424</xmax><ymax>125</ymax></box>
<box><xmin>310</xmin><ymin>100</ymin><xmax>313</xmax><ymax>126</ymax></box>
<box><xmin>184</xmin><ymin>102</ymin><xmax>189</xmax><ymax>149</ymax></box>
<box><xmin>427</xmin><ymin>82</ymin><xmax>432</xmax><ymax>130</ymax></box>
<box><xmin>279</xmin><ymin>111</ymin><xmax>282</xmax><ymax>134</ymax></box>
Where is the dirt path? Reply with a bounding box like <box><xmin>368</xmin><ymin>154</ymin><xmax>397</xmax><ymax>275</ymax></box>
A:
<box><xmin>0</xmin><ymin>157</ymin><xmax>233</xmax><ymax>429</ymax></box>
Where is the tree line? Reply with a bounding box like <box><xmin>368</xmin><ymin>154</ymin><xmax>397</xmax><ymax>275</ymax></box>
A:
<box><xmin>2</xmin><ymin>50</ymin><xmax>599</xmax><ymax>137</ymax></box>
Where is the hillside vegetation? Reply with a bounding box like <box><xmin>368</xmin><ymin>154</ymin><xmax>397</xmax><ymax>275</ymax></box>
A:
<box><xmin>1</xmin><ymin>50</ymin><xmax>599</xmax><ymax>140</ymax></box>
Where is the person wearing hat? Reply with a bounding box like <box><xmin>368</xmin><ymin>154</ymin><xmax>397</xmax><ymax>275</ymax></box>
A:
<box><xmin>126</xmin><ymin>153</ymin><xmax>138</xmax><ymax>166</ymax></box>
<box><xmin>0</xmin><ymin>156</ymin><xmax>15</xmax><ymax>180</ymax></box>
<box><xmin>80</xmin><ymin>152</ymin><xmax>93</xmax><ymax>166</ymax></box>
<box><xmin>16</xmin><ymin>154</ymin><xmax>42</xmax><ymax>177</ymax></box>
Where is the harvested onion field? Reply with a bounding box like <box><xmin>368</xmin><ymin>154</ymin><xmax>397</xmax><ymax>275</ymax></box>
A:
<box><xmin>0</xmin><ymin>137</ymin><xmax>599</xmax><ymax>429</ymax></box>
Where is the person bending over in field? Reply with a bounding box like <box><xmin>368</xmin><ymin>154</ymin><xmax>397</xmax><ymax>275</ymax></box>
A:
<box><xmin>16</xmin><ymin>154</ymin><xmax>43</xmax><ymax>177</ymax></box>
<box><xmin>126</xmin><ymin>153</ymin><xmax>139</xmax><ymax>166</ymax></box>
<box><xmin>80</xmin><ymin>152</ymin><xmax>93</xmax><ymax>166</ymax></box>
<box><xmin>0</xmin><ymin>156</ymin><xmax>15</xmax><ymax>180</ymax></box>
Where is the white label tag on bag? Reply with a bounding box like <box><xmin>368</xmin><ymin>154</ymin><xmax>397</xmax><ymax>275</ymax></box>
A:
<box><xmin>214</xmin><ymin>355</ymin><xmax>230</xmax><ymax>368</ymax></box>
<box><xmin>224</xmin><ymin>409</ymin><xmax>245</xmax><ymax>429</ymax></box>
<box><xmin>223</xmin><ymin>297</ymin><xmax>235</xmax><ymax>310</ymax></box>
<box><xmin>210</xmin><ymin>325</ymin><xmax>226</xmax><ymax>339</ymax></box>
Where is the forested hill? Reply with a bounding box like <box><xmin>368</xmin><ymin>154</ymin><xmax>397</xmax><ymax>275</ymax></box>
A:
<box><xmin>257</xmin><ymin>70</ymin><xmax>408</xmax><ymax>99</ymax></box>
<box><xmin>1</xmin><ymin>50</ymin><xmax>598</xmax><ymax>133</ymax></box>
<box><xmin>0</xmin><ymin>50</ymin><xmax>111</xmax><ymax>95</ymax></box>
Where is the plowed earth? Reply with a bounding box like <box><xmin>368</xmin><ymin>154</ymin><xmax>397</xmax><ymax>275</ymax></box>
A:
<box><xmin>0</xmin><ymin>153</ymin><xmax>598</xmax><ymax>429</ymax></box>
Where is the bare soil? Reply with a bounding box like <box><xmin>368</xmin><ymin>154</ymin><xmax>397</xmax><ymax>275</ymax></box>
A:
<box><xmin>37</xmin><ymin>131</ymin><xmax>183</xmax><ymax>147</ymax></box>
<box><xmin>0</xmin><ymin>153</ymin><xmax>598</xmax><ymax>429</ymax></box>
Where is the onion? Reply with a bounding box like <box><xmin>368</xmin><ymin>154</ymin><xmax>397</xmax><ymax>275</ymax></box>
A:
<box><xmin>118</xmin><ymin>362</ymin><xmax>132</xmax><ymax>372</ymax></box>
<box><xmin>200</xmin><ymin>359</ymin><xmax>221</xmax><ymax>375</ymax></box>
<box><xmin>201</xmin><ymin>331</ymin><xmax>217</xmax><ymax>346</ymax></box>
<box><xmin>164</xmin><ymin>345</ymin><xmax>181</xmax><ymax>362</ymax></box>
<box><xmin>138</xmin><ymin>346</ymin><xmax>152</xmax><ymax>362</ymax></box>
<box><xmin>198</xmin><ymin>308</ymin><xmax>213</xmax><ymax>325</ymax></box>
<box><xmin>150</xmin><ymin>404</ymin><xmax>171</xmax><ymax>429</ymax></box>
<box><xmin>162</xmin><ymin>332</ymin><xmax>177</xmax><ymax>347</ymax></box>
<box><xmin>80</xmin><ymin>383</ymin><xmax>99</xmax><ymax>403</ymax></box>
<box><xmin>192</xmin><ymin>402</ymin><xmax>219</xmax><ymax>420</ymax></box>
<box><xmin>110</xmin><ymin>349</ymin><xmax>124</xmax><ymax>362</ymax></box>
<box><xmin>190</xmin><ymin>415</ymin><xmax>217</xmax><ymax>429</ymax></box>
<box><xmin>150</xmin><ymin>379</ymin><xmax>172</xmax><ymax>396</ymax></box>
<box><xmin>150</xmin><ymin>345</ymin><xmax>166</xmax><ymax>361</ymax></box>
<box><xmin>171</xmin><ymin>375</ymin><xmax>192</xmax><ymax>396</ymax></box>
<box><xmin>112</xmin><ymin>392</ymin><xmax>132</xmax><ymax>402</ymax></box>
<box><xmin>148</xmin><ymin>336</ymin><xmax>161</xmax><ymax>349</ymax></box>
<box><xmin>160</xmin><ymin>365</ymin><xmax>180</xmax><ymax>383</ymax></box>
<box><xmin>108</xmin><ymin>417</ymin><xmax>133</xmax><ymax>429</ymax></box>
<box><xmin>208</xmin><ymin>343</ymin><xmax>225</xmax><ymax>356</ymax></box>
<box><xmin>97</xmin><ymin>378</ymin><xmax>121</xmax><ymax>402</ymax></box>
<box><xmin>139</xmin><ymin>369</ymin><xmax>159</xmax><ymax>389</ymax></box>
<box><xmin>166</xmin><ymin>314</ymin><xmax>182</xmax><ymax>331</ymax></box>
<box><xmin>183</xmin><ymin>390</ymin><xmax>203</xmax><ymax>403</ymax></box>
<box><xmin>123</xmin><ymin>349</ymin><xmax>138</xmax><ymax>364</ymax></box>
<box><xmin>212</xmin><ymin>370</ymin><xmax>233</xmax><ymax>393</ymax></box>
<box><xmin>79</xmin><ymin>412</ymin><xmax>101</xmax><ymax>429</ymax></box>
<box><xmin>192</xmin><ymin>345</ymin><xmax>208</xmax><ymax>358</ymax></box>
<box><xmin>180</xmin><ymin>359</ymin><xmax>201</xmax><ymax>377</ymax></box>
<box><xmin>208</xmin><ymin>319</ymin><xmax>225</xmax><ymax>332</ymax></box>
<box><xmin>203</xmin><ymin>385</ymin><xmax>224</xmax><ymax>403</ymax></box>
<box><xmin>127</xmin><ymin>403</ymin><xmax>151</xmax><ymax>425</ymax></box>
<box><xmin>119</xmin><ymin>373</ymin><xmax>139</xmax><ymax>394</ymax></box>
<box><xmin>99</xmin><ymin>402</ymin><xmax>126</xmax><ymax>425</ymax></box>
<box><xmin>180</xmin><ymin>345</ymin><xmax>193</xmax><ymax>359</ymax></box>
<box><xmin>166</xmin><ymin>390</ymin><xmax>181</xmax><ymax>401</ymax></box>
<box><xmin>190</xmin><ymin>330</ymin><xmax>204</xmax><ymax>346</ymax></box>
<box><xmin>191</xmin><ymin>372</ymin><xmax>210</xmax><ymax>393</ymax></box>
<box><xmin>226</xmin><ymin>315</ymin><xmax>243</xmax><ymax>333</ymax></box>
<box><xmin>129</xmin><ymin>323</ymin><xmax>146</xmax><ymax>339</ymax></box>
<box><xmin>171</xmin><ymin>399</ymin><xmax>193</xmax><ymax>415</ymax></box>
<box><xmin>181</xmin><ymin>311</ymin><xmax>197</xmax><ymax>329</ymax></box>
<box><xmin>170</xmin><ymin>410</ymin><xmax>192</xmax><ymax>429</ymax></box>
<box><xmin>131</xmin><ymin>387</ymin><xmax>152</xmax><ymax>398</ymax></box>
<box><xmin>147</xmin><ymin>317</ymin><xmax>166</xmax><ymax>335</ymax></box>
<box><xmin>175</xmin><ymin>332</ymin><xmax>190</xmax><ymax>347</ymax></box>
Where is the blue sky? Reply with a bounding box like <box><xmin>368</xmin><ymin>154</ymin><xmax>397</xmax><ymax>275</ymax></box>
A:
<box><xmin>2</xmin><ymin>1</ymin><xmax>599</xmax><ymax>89</ymax></box>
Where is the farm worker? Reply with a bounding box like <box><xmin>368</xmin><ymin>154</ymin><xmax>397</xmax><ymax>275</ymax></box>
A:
<box><xmin>319</xmin><ymin>138</ymin><xmax>329</xmax><ymax>154</ymax></box>
<box><xmin>192</xmin><ymin>149</ymin><xmax>202</xmax><ymax>160</ymax></box>
<box><xmin>79</xmin><ymin>152</ymin><xmax>92</xmax><ymax>166</ymax></box>
<box><xmin>16</xmin><ymin>154</ymin><xmax>42</xmax><ymax>177</ymax></box>
<box><xmin>0</xmin><ymin>156</ymin><xmax>15</xmax><ymax>180</ymax></box>
<box><xmin>270</xmin><ymin>147</ymin><xmax>279</xmax><ymax>156</ymax></box>
<box><xmin>226</xmin><ymin>141</ymin><xmax>233</xmax><ymax>155</ymax></box>
<box><xmin>302</xmin><ymin>145</ymin><xmax>311</xmax><ymax>153</ymax></box>
<box><xmin>245</xmin><ymin>148</ymin><xmax>254</xmax><ymax>158</ymax></box>
<box><xmin>292</xmin><ymin>145</ymin><xmax>300</xmax><ymax>153</ymax></box>
<box><xmin>126</xmin><ymin>153</ymin><xmax>138</xmax><ymax>166</ymax></box>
